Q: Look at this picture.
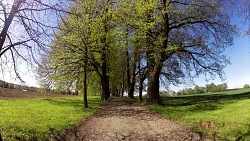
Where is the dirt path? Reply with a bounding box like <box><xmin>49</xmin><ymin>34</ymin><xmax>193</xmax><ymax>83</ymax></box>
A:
<box><xmin>55</xmin><ymin>97</ymin><xmax>200</xmax><ymax>141</ymax></box>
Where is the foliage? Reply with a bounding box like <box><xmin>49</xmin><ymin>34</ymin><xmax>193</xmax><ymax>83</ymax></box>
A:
<box><xmin>148</xmin><ymin>88</ymin><xmax>250</xmax><ymax>140</ymax></box>
<box><xmin>243</xmin><ymin>84</ymin><xmax>250</xmax><ymax>88</ymax></box>
<box><xmin>178</xmin><ymin>83</ymin><xmax>228</xmax><ymax>95</ymax></box>
<box><xmin>0</xmin><ymin>96</ymin><xmax>101</xmax><ymax>140</ymax></box>
<box><xmin>43</xmin><ymin>0</ymin><xmax>120</xmax><ymax>100</ymax></box>
<box><xmin>37</xmin><ymin>0</ymin><xmax>238</xmax><ymax>103</ymax></box>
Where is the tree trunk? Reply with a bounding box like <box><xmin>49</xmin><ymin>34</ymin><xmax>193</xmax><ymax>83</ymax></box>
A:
<box><xmin>0</xmin><ymin>133</ymin><xmax>2</xmax><ymax>141</ymax></box>
<box><xmin>83</xmin><ymin>67</ymin><xmax>88</xmax><ymax>108</ymax></box>
<box><xmin>126</xmin><ymin>49</ymin><xmax>130</xmax><ymax>97</ymax></box>
<box><xmin>101</xmin><ymin>76</ymin><xmax>109</xmax><ymax>100</ymax></box>
<box><xmin>146</xmin><ymin>49</ymin><xmax>163</xmax><ymax>104</ymax></box>
<box><xmin>139</xmin><ymin>78</ymin><xmax>143</xmax><ymax>101</ymax></box>
<box><xmin>121</xmin><ymin>89</ymin><xmax>124</xmax><ymax>97</ymax></box>
<box><xmin>100</xmin><ymin>39</ymin><xmax>110</xmax><ymax>100</ymax></box>
<box><xmin>128</xmin><ymin>60</ymin><xmax>135</xmax><ymax>98</ymax></box>
<box><xmin>121</xmin><ymin>61</ymin><xmax>125</xmax><ymax>98</ymax></box>
<box><xmin>111</xmin><ymin>85</ymin><xmax>118</xmax><ymax>97</ymax></box>
<box><xmin>128</xmin><ymin>52</ymin><xmax>137</xmax><ymax>99</ymax></box>
<box><xmin>0</xmin><ymin>1</ymin><xmax>22</xmax><ymax>51</ymax></box>
<box><xmin>107</xmin><ymin>76</ymin><xmax>110</xmax><ymax>98</ymax></box>
<box><xmin>128</xmin><ymin>81</ymin><xmax>135</xmax><ymax>98</ymax></box>
<box><xmin>128</xmin><ymin>75</ymin><xmax>135</xmax><ymax>98</ymax></box>
<box><xmin>138</xmin><ymin>57</ymin><xmax>145</xmax><ymax>101</ymax></box>
<box><xmin>83</xmin><ymin>44</ymin><xmax>88</xmax><ymax>108</ymax></box>
<box><xmin>147</xmin><ymin>70</ymin><xmax>161</xmax><ymax>104</ymax></box>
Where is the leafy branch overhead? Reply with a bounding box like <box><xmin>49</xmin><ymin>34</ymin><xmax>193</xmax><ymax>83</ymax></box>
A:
<box><xmin>38</xmin><ymin>0</ymin><xmax>237</xmax><ymax>104</ymax></box>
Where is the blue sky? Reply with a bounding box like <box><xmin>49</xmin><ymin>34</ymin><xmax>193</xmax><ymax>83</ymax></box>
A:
<box><xmin>170</xmin><ymin>35</ymin><xmax>250</xmax><ymax>91</ymax></box>
<box><xmin>170</xmin><ymin>13</ymin><xmax>250</xmax><ymax>91</ymax></box>
<box><xmin>0</xmin><ymin>2</ymin><xmax>249</xmax><ymax>91</ymax></box>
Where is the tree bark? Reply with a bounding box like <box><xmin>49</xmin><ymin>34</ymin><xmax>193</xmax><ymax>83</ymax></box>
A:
<box><xmin>101</xmin><ymin>76</ymin><xmax>109</xmax><ymax>100</ymax></box>
<box><xmin>146</xmin><ymin>49</ymin><xmax>163</xmax><ymax>104</ymax></box>
<box><xmin>128</xmin><ymin>51</ymin><xmax>137</xmax><ymax>99</ymax></box>
<box><xmin>83</xmin><ymin>67</ymin><xmax>88</xmax><ymax>108</ymax></box>
<box><xmin>128</xmin><ymin>60</ymin><xmax>136</xmax><ymax>99</ymax></box>
<box><xmin>146</xmin><ymin>1</ymin><xmax>169</xmax><ymax>104</ymax></box>
<box><xmin>83</xmin><ymin>43</ymin><xmax>88</xmax><ymax>108</ymax></box>
<box><xmin>139</xmin><ymin>78</ymin><xmax>143</xmax><ymax>101</ymax></box>
<box><xmin>0</xmin><ymin>0</ymin><xmax>23</xmax><ymax>51</ymax></box>
<box><xmin>100</xmin><ymin>54</ymin><xmax>109</xmax><ymax>100</ymax></box>
<box><xmin>99</xmin><ymin>31</ymin><xmax>110</xmax><ymax>100</ymax></box>
<box><xmin>138</xmin><ymin>57</ymin><xmax>146</xmax><ymax>101</ymax></box>
<box><xmin>147</xmin><ymin>70</ymin><xmax>161</xmax><ymax>104</ymax></box>
<box><xmin>126</xmin><ymin>49</ymin><xmax>131</xmax><ymax>97</ymax></box>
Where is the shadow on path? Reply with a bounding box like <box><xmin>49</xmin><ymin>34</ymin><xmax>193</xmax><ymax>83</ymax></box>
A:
<box><xmin>51</xmin><ymin>97</ymin><xmax>201</xmax><ymax>141</ymax></box>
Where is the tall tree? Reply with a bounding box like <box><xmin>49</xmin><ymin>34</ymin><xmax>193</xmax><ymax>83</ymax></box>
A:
<box><xmin>145</xmin><ymin>0</ymin><xmax>237</xmax><ymax>103</ymax></box>
<box><xmin>47</xmin><ymin>0</ymin><xmax>118</xmax><ymax>102</ymax></box>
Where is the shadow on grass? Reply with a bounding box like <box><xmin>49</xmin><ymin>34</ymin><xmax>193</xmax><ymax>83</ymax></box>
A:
<box><xmin>161</xmin><ymin>91</ymin><xmax>250</xmax><ymax>112</ymax></box>
<box><xmin>43</xmin><ymin>97</ymin><xmax>101</xmax><ymax>110</ymax></box>
<box><xmin>235</xmin><ymin>124</ymin><xmax>250</xmax><ymax>141</ymax></box>
<box><xmin>148</xmin><ymin>90</ymin><xmax>250</xmax><ymax>140</ymax></box>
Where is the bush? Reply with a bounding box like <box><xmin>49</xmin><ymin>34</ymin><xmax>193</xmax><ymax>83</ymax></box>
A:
<box><xmin>243</xmin><ymin>84</ymin><xmax>250</xmax><ymax>88</ymax></box>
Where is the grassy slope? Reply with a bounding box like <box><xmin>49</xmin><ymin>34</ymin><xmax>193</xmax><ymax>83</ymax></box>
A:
<box><xmin>0</xmin><ymin>96</ymin><xmax>101</xmax><ymax>140</ymax></box>
<box><xmin>148</xmin><ymin>88</ymin><xmax>250</xmax><ymax>140</ymax></box>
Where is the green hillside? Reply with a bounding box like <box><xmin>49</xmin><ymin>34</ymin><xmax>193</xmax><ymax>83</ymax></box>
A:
<box><xmin>149</xmin><ymin>88</ymin><xmax>250</xmax><ymax>140</ymax></box>
<box><xmin>0</xmin><ymin>96</ymin><xmax>101</xmax><ymax>140</ymax></box>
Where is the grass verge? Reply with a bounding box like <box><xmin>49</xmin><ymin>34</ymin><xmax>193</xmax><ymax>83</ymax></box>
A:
<box><xmin>148</xmin><ymin>88</ymin><xmax>250</xmax><ymax>140</ymax></box>
<box><xmin>0</xmin><ymin>96</ymin><xmax>101</xmax><ymax>140</ymax></box>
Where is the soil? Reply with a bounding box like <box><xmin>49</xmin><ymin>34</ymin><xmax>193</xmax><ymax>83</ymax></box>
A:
<box><xmin>53</xmin><ymin>97</ymin><xmax>201</xmax><ymax>141</ymax></box>
<box><xmin>0</xmin><ymin>87</ymin><xmax>75</xmax><ymax>99</ymax></box>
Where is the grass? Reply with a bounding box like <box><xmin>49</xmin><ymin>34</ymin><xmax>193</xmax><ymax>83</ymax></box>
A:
<box><xmin>0</xmin><ymin>96</ymin><xmax>101</xmax><ymax>140</ymax></box>
<box><xmin>148</xmin><ymin>88</ymin><xmax>250</xmax><ymax>140</ymax></box>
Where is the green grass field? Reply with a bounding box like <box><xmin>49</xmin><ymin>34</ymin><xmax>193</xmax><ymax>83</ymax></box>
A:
<box><xmin>0</xmin><ymin>96</ymin><xmax>101</xmax><ymax>140</ymax></box>
<box><xmin>148</xmin><ymin>88</ymin><xmax>250</xmax><ymax>140</ymax></box>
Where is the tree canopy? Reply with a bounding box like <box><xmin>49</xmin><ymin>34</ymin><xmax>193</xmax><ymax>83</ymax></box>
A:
<box><xmin>38</xmin><ymin>0</ymin><xmax>238</xmax><ymax>105</ymax></box>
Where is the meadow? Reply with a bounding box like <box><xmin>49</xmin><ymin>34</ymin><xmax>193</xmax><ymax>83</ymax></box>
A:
<box><xmin>148</xmin><ymin>88</ymin><xmax>250</xmax><ymax>140</ymax></box>
<box><xmin>0</xmin><ymin>96</ymin><xmax>101</xmax><ymax>140</ymax></box>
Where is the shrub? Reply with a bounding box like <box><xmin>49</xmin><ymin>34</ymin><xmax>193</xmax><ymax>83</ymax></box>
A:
<box><xmin>243</xmin><ymin>84</ymin><xmax>250</xmax><ymax>88</ymax></box>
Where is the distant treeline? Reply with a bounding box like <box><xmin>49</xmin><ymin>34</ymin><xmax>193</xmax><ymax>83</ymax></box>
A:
<box><xmin>43</xmin><ymin>88</ymin><xmax>78</xmax><ymax>95</ymax></box>
<box><xmin>177</xmin><ymin>83</ymin><xmax>228</xmax><ymax>95</ymax></box>
<box><xmin>0</xmin><ymin>80</ymin><xmax>78</xmax><ymax>95</ymax></box>
<box><xmin>0</xmin><ymin>80</ymin><xmax>38</xmax><ymax>92</ymax></box>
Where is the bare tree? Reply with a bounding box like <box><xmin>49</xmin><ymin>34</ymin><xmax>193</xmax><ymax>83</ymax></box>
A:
<box><xmin>0</xmin><ymin>0</ymin><xmax>70</xmax><ymax>82</ymax></box>
<box><xmin>240</xmin><ymin>0</ymin><xmax>250</xmax><ymax>34</ymax></box>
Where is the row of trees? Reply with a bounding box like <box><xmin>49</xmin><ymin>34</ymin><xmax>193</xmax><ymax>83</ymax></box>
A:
<box><xmin>36</xmin><ymin>0</ymin><xmax>237</xmax><ymax>107</ymax></box>
<box><xmin>0</xmin><ymin>0</ymin><xmax>249</xmax><ymax>108</ymax></box>
<box><xmin>177</xmin><ymin>83</ymin><xmax>228</xmax><ymax>95</ymax></box>
<box><xmin>0</xmin><ymin>80</ymin><xmax>37</xmax><ymax>92</ymax></box>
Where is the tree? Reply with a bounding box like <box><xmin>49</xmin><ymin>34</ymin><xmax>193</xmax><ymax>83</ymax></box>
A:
<box><xmin>144</xmin><ymin>0</ymin><xmax>237</xmax><ymax>103</ymax></box>
<box><xmin>137</xmin><ymin>57</ymin><xmax>147</xmax><ymax>101</ymax></box>
<box><xmin>47</xmin><ymin>0</ymin><xmax>120</xmax><ymax>103</ymax></box>
<box><xmin>187</xmin><ymin>88</ymin><xmax>194</xmax><ymax>95</ymax></box>
<box><xmin>37</xmin><ymin>0</ymin><xmax>238</xmax><ymax>105</ymax></box>
<box><xmin>36</xmin><ymin>53</ymin><xmax>53</xmax><ymax>91</ymax></box>
<box><xmin>194</xmin><ymin>85</ymin><xmax>204</xmax><ymax>94</ymax></box>
<box><xmin>0</xmin><ymin>0</ymin><xmax>69</xmax><ymax>82</ymax></box>
<box><xmin>235</xmin><ymin>0</ymin><xmax>250</xmax><ymax>35</ymax></box>
<box><xmin>112</xmin><ymin>0</ymin><xmax>153</xmax><ymax>99</ymax></box>
<box><xmin>47</xmin><ymin>0</ymin><xmax>97</xmax><ymax>107</ymax></box>
<box><xmin>243</xmin><ymin>84</ymin><xmax>250</xmax><ymax>88</ymax></box>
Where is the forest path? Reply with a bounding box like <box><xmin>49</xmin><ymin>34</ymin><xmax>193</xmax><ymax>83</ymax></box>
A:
<box><xmin>55</xmin><ymin>97</ymin><xmax>200</xmax><ymax>141</ymax></box>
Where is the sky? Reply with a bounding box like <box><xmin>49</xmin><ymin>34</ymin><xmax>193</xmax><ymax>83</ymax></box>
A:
<box><xmin>170</xmin><ymin>14</ymin><xmax>250</xmax><ymax>91</ymax></box>
<box><xmin>170</xmin><ymin>35</ymin><xmax>250</xmax><ymax>91</ymax></box>
<box><xmin>0</xmin><ymin>1</ymin><xmax>249</xmax><ymax>91</ymax></box>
